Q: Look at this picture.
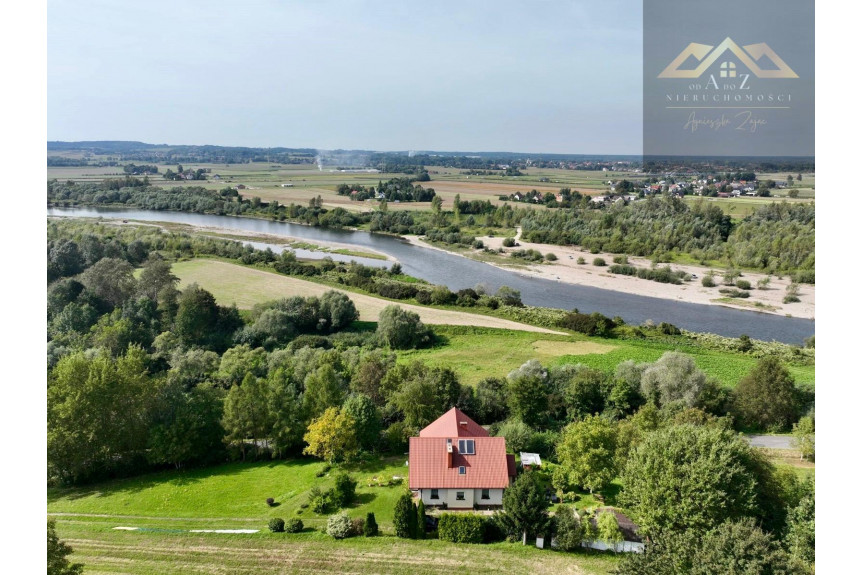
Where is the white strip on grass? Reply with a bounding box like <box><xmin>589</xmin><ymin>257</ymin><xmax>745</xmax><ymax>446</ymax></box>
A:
<box><xmin>113</xmin><ymin>527</ymin><xmax>259</xmax><ymax>534</ymax></box>
<box><xmin>189</xmin><ymin>529</ymin><xmax>259</xmax><ymax>534</ymax></box>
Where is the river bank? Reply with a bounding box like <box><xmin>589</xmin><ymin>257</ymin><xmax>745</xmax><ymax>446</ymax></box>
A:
<box><xmin>402</xmin><ymin>230</ymin><xmax>815</xmax><ymax>321</ymax></box>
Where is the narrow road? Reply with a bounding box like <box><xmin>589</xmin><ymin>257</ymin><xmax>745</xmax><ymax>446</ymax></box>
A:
<box><xmin>746</xmin><ymin>435</ymin><xmax>796</xmax><ymax>449</ymax></box>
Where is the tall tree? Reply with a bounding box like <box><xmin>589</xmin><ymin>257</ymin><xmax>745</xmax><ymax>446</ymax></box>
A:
<box><xmin>619</xmin><ymin>424</ymin><xmax>759</xmax><ymax>535</ymax></box>
<box><xmin>733</xmin><ymin>357</ymin><xmax>800</xmax><ymax>431</ymax></box>
<box><xmin>557</xmin><ymin>415</ymin><xmax>619</xmax><ymax>493</ymax></box>
<box><xmin>222</xmin><ymin>373</ymin><xmax>271</xmax><ymax>459</ymax></box>
<box><xmin>303</xmin><ymin>407</ymin><xmax>359</xmax><ymax>463</ymax></box>
<box><xmin>341</xmin><ymin>393</ymin><xmax>382</xmax><ymax>451</ymax></box>
<box><xmin>497</xmin><ymin>472</ymin><xmax>551</xmax><ymax>544</ymax></box>
<box><xmin>640</xmin><ymin>352</ymin><xmax>708</xmax><ymax>408</ymax></box>
<box><xmin>507</xmin><ymin>361</ymin><xmax>548</xmax><ymax>428</ymax></box>
<box><xmin>79</xmin><ymin>257</ymin><xmax>137</xmax><ymax>307</ymax></box>
<box><xmin>48</xmin><ymin>346</ymin><xmax>159</xmax><ymax>483</ymax></box>
<box><xmin>137</xmin><ymin>257</ymin><xmax>179</xmax><ymax>301</ymax></box>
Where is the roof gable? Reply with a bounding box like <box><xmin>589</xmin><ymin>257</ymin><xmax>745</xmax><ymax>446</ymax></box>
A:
<box><xmin>418</xmin><ymin>407</ymin><xmax>489</xmax><ymax>438</ymax></box>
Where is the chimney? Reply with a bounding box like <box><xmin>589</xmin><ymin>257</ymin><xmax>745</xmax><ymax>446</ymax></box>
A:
<box><xmin>446</xmin><ymin>438</ymin><xmax>453</xmax><ymax>468</ymax></box>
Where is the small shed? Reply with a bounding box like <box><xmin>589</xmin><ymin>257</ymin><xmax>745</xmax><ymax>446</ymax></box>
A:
<box><xmin>520</xmin><ymin>452</ymin><xmax>542</xmax><ymax>469</ymax></box>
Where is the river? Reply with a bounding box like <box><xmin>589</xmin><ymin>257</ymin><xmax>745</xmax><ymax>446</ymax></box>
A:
<box><xmin>47</xmin><ymin>207</ymin><xmax>815</xmax><ymax>344</ymax></box>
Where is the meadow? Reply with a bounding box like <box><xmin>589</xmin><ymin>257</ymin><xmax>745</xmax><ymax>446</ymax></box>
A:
<box><xmin>403</xmin><ymin>325</ymin><xmax>815</xmax><ymax>388</ymax></box>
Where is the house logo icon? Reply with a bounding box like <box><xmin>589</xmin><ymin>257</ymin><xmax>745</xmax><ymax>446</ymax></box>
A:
<box><xmin>658</xmin><ymin>37</ymin><xmax>798</xmax><ymax>79</ymax></box>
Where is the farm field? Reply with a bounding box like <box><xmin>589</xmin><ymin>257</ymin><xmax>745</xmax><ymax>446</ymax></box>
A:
<box><xmin>171</xmin><ymin>259</ymin><xmax>563</xmax><ymax>334</ymax></box>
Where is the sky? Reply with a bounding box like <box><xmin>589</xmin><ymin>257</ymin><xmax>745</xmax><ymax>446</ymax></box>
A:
<box><xmin>48</xmin><ymin>0</ymin><xmax>643</xmax><ymax>154</ymax></box>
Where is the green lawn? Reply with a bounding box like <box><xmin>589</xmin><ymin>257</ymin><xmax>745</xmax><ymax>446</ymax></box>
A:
<box><xmin>49</xmin><ymin>458</ymin><xmax>410</xmax><ymax>531</ymax></box>
<box><xmin>48</xmin><ymin>457</ymin><xmax>619</xmax><ymax>574</ymax></box>
<box><xmin>402</xmin><ymin>326</ymin><xmax>815</xmax><ymax>388</ymax></box>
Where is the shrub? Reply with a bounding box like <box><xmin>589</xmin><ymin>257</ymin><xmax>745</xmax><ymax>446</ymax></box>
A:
<box><xmin>757</xmin><ymin>277</ymin><xmax>771</xmax><ymax>290</ymax></box>
<box><xmin>502</xmin><ymin>237</ymin><xmax>516</xmax><ymax>247</ymax></box>
<box><xmin>718</xmin><ymin>288</ymin><xmax>750</xmax><ymax>299</ymax></box>
<box><xmin>702</xmin><ymin>271</ymin><xmax>716</xmax><ymax>287</ymax></box>
<box><xmin>609</xmin><ymin>264</ymin><xmax>637</xmax><ymax>276</ymax></box>
<box><xmin>266</xmin><ymin>497</ymin><xmax>275</xmax><ymax>507</ymax></box>
<box><xmin>784</xmin><ymin>295</ymin><xmax>800</xmax><ymax>304</ymax></box>
<box><xmin>350</xmin><ymin>517</ymin><xmax>366</xmax><ymax>537</ymax></box>
<box><xmin>557</xmin><ymin>311</ymin><xmax>612</xmax><ymax>336</ymax></box>
<box><xmin>554</xmin><ymin>506</ymin><xmax>584</xmax><ymax>551</ymax></box>
<box><xmin>736</xmin><ymin>280</ymin><xmax>752</xmax><ymax>290</ymax></box>
<box><xmin>545</xmin><ymin>252</ymin><xmax>558</xmax><ymax>261</ymax></box>
<box><xmin>268</xmin><ymin>518</ymin><xmax>285</xmax><ymax>533</ymax></box>
<box><xmin>364</xmin><ymin>512</ymin><xmax>379</xmax><ymax>536</ymax></box>
<box><xmin>327</xmin><ymin>512</ymin><xmax>353</xmax><ymax>539</ymax></box>
<box><xmin>377</xmin><ymin>305</ymin><xmax>434</xmax><ymax>349</ymax></box>
<box><xmin>496</xmin><ymin>285</ymin><xmax>523</xmax><ymax>307</ymax></box>
<box><xmin>438</xmin><ymin>513</ymin><xmax>486</xmax><ymax>543</ymax></box>
<box><xmin>311</xmin><ymin>494</ymin><xmax>330</xmax><ymax>514</ymax></box>
<box><xmin>794</xmin><ymin>270</ymin><xmax>815</xmax><ymax>284</ymax></box>
<box><xmin>332</xmin><ymin>472</ymin><xmax>358</xmax><ymax>507</ymax></box>
<box><xmin>593</xmin><ymin>257</ymin><xmax>606</xmax><ymax>266</ymax></box>
<box><xmin>285</xmin><ymin>518</ymin><xmax>304</xmax><ymax>533</ymax></box>
<box><xmin>613</xmin><ymin>255</ymin><xmax>629</xmax><ymax>264</ymax></box>
<box><xmin>394</xmin><ymin>492</ymin><xmax>417</xmax><ymax>538</ymax></box>
<box><xmin>723</xmin><ymin>269</ymin><xmax>741</xmax><ymax>285</ymax></box>
<box><xmin>472</xmin><ymin>239</ymin><xmax>484</xmax><ymax>249</ymax></box>
<box><xmin>430</xmin><ymin>285</ymin><xmax>455</xmax><ymax>305</ymax></box>
<box><xmin>577</xmin><ymin>257</ymin><xmax>586</xmax><ymax>264</ymax></box>
<box><xmin>315</xmin><ymin>464</ymin><xmax>332</xmax><ymax>478</ymax></box>
<box><xmin>414</xmin><ymin>290</ymin><xmax>432</xmax><ymax>305</ymax></box>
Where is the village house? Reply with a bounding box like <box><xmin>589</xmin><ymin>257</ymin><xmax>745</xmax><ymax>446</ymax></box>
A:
<box><xmin>408</xmin><ymin>408</ymin><xmax>516</xmax><ymax>509</ymax></box>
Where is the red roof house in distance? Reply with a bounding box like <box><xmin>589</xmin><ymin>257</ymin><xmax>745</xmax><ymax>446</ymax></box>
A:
<box><xmin>409</xmin><ymin>407</ymin><xmax>516</xmax><ymax>509</ymax></box>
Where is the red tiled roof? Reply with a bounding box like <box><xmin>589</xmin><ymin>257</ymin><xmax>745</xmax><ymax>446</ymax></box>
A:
<box><xmin>418</xmin><ymin>407</ymin><xmax>489</xmax><ymax>438</ymax></box>
<box><xmin>409</xmin><ymin>437</ymin><xmax>510</xmax><ymax>489</ymax></box>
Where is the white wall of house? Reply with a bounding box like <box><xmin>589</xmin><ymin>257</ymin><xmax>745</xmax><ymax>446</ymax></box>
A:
<box><xmin>447</xmin><ymin>488</ymin><xmax>474</xmax><ymax>508</ymax></box>
<box><xmin>473</xmin><ymin>488</ymin><xmax>503</xmax><ymax>506</ymax></box>
<box><xmin>418</xmin><ymin>488</ymin><xmax>504</xmax><ymax>507</ymax></box>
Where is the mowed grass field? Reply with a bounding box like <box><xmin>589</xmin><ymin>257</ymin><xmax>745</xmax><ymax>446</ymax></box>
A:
<box><xmin>171</xmin><ymin>259</ymin><xmax>562</xmax><ymax>334</ymax></box>
<box><xmin>49</xmin><ymin>459</ymin><xmax>619</xmax><ymax>574</ymax></box>
<box><xmin>53</xmin><ymin>520</ymin><xmax>619</xmax><ymax>575</ymax></box>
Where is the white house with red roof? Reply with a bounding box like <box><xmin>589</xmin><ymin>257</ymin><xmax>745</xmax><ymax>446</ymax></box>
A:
<box><xmin>408</xmin><ymin>407</ymin><xmax>516</xmax><ymax>509</ymax></box>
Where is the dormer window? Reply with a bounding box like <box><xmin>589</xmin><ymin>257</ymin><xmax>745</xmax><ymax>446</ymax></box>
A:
<box><xmin>458</xmin><ymin>466</ymin><xmax>466</xmax><ymax>475</ymax></box>
<box><xmin>458</xmin><ymin>439</ymin><xmax>475</xmax><ymax>455</ymax></box>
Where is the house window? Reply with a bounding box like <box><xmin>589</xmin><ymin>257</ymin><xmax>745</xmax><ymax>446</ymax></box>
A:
<box><xmin>456</xmin><ymin>491</ymin><xmax>465</xmax><ymax>501</ymax></box>
<box><xmin>458</xmin><ymin>466</ymin><xmax>466</xmax><ymax>475</ymax></box>
<box><xmin>458</xmin><ymin>439</ymin><xmax>475</xmax><ymax>455</ymax></box>
<box><xmin>430</xmin><ymin>489</ymin><xmax>439</xmax><ymax>500</ymax></box>
<box><xmin>481</xmin><ymin>489</ymin><xmax>490</xmax><ymax>500</ymax></box>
